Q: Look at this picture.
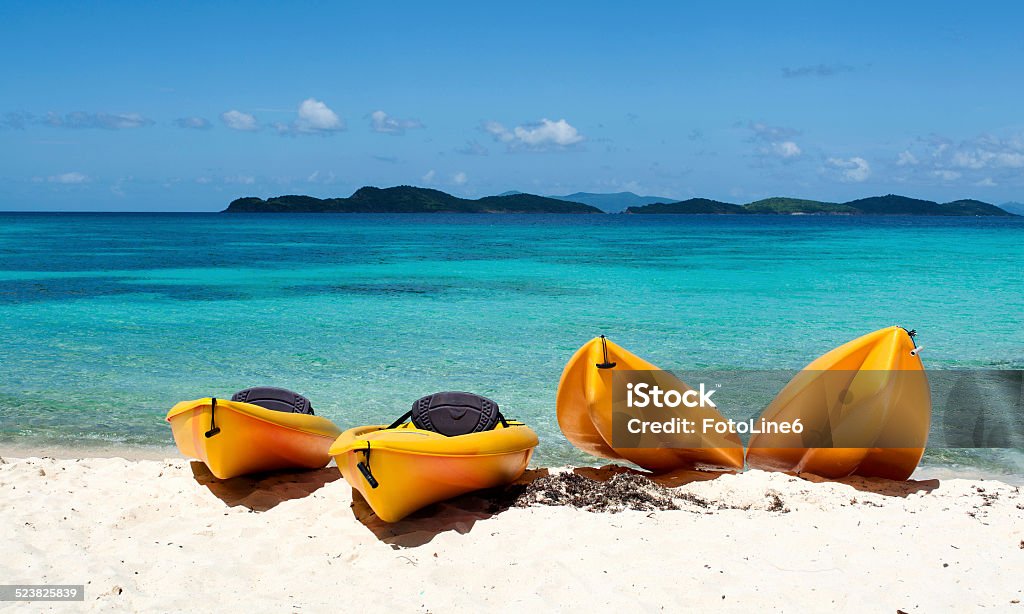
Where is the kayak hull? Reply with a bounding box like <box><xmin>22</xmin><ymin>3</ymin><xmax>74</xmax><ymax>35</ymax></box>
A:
<box><xmin>166</xmin><ymin>398</ymin><xmax>341</xmax><ymax>479</ymax></box>
<box><xmin>746</xmin><ymin>327</ymin><xmax>930</xmax><ymax>480</ymax></box>
<box><xmin>556</xmin><ymin>337</ymin><xmax>744</xmax><ymax>473</ymax></box>
<box><xmin>330</xmin><ymin>424</ymin><xmax>537</xmax><ymax>522</ymax></box>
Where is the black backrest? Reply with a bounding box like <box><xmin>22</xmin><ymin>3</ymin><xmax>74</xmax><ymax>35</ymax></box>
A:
<box><xmin>231</xmin><ymin>386</ymin><xmax>315</xmax><ymax>415</ymax></box>
<box><xmin>410</xmin><ymin>391</ymin><xmax>501</xmax><ymax>436</ymax></box>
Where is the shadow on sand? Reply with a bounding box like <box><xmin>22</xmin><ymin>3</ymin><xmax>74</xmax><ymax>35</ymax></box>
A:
<box><xmin>343</xmin><ymin>462</ymin><xmax>940</xmax><ymax>547</ymax></box>
<box><xmin>190</xmin><ymin>461</ymin><xmax>341</xmax><ymax>511</ymax></box>
<box><xmin>348</xmin><ymin>468</ymin><xmax>550</xmax><ymax>548</ymax></box>
<box><xmin>349</xmin><ymin>464</ymin><xmax>735</xmax><ymax>547</ymax></box>
<box><xmin>797</xmin><ymin>471</ymin><xmax>940</xmax><ymax>497</ymax></box>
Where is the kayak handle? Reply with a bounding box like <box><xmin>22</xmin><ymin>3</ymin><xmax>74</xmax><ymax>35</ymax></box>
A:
<box><xmin>204</xmin><ymin>397</ymin><xmax>221</xmax><ymax>438</ymax></box>
<box><xmin>357</xmin><ymin>443</ymin><xmax>379</xmax><ymax>488</ymax></box>
<box><xmin>596</xmin><ymin>334</ymin><xmax>617</xmax><ymax>369</ymax></box>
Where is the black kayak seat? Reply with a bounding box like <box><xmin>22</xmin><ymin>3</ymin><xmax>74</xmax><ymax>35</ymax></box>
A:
<box><xmin>409</xmin><ymin>391</ymin><xmax>505</xmax><ymax>436</ymax></box>
<box><xmin>231</xmin><ymin>386</ymin><xmax>315</xmax><ymax>415</ymax></box>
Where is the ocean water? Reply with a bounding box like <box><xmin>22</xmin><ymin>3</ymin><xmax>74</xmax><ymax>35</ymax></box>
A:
<box><xmin>1</xmin><ymin>213</ymin><xmax>1021</xmax><ymax>476</ymax></box>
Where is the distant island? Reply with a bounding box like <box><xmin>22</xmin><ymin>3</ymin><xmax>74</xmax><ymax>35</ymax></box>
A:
<box><xmin>999</xmin><ymin>201</ymin><xmax>1024</xmax><ymax>216</ymax></box>
<box><xmin>625</xmin><ymin>194</ymin><xmax>1014</xmax><ymax>216</ymax></box>
<box><xmin>225</xmin><ymin>186</ymin><xmax>602</xmax><ymax>214</ymax></box>
<box><xmin>498</xmin><ymin>190</ymin><xmax>675</xmax><ymax>212</ymax></box>
<box><xmin>225</xmin><ymin>186</ymin><xmax>1019</xmax><ymax>216</ymax></box>
<box><xmin>550</xmin><ymin>191</ymin><xmax>672</xmax><ymax>213</ymax></box>
<box><xmin>627</xmin><ymin>198</ymin><xmax>749</xmax><ymax>215</ymax></box>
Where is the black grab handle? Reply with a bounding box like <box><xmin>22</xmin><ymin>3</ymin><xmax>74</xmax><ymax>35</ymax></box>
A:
<box><xmin>596</xmin><ymin>334</ymin><xmax>617</xmax><ymax>369</ymax></box>
<box><xmin>205</xmin><ymin>397</ymin><xmax>221</xmax><ymax>438</ymax></box>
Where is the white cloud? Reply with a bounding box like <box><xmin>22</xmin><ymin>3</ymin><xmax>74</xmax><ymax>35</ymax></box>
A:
<box><xmin>452</xmin><ymin>171</ymin><xmax>468</xmax><ymax>185</ymax></box>
<box><xmin>484</xmin><ymin>118</ymin><xmax>584</xmax><ymax>150</ymax></box>
<box><xmin>746</xmin><ymin>122</ymin><xmax>802</xmax><ymax>160</ymax></box>
<box><xmin>772</xmin><ymin>141</ymin><xmax>802</xmax><ymax>158</ymax></box>
<box><xmin>747</xmin><ymin>122</ymin><xmax>799</xmax><ymax>142</ymax></box>
<box><xmin>932</xmin><ymin>169</ymin><xmax>962</xmax><ymax>181</ymax></box>
<box><xmin>48</xmin><ymin>171</ymin><xmax>89</xmax><ymax>184</ymax></box>
<box><xmin>484</xmin><ymin>121</ymin><xmax>513</xmax><ymax>142</ymax></box>
<box><xmin>224</xmin><ymin>175</ymin><xmax>256</xmax><ymax>185</ymax></box>
<box><xmin>195</xmin><ymin>177</ymin><xmax>213</xmax><ymax>185</ymax></box>
<box><xmin>514</xmin><ymin>119</ymin><xmax>583</xmax><ymax>146</ymax></box>
<box><xmin>221</xmin><ymin>110</ymin><xmax>258</xmax><ymax>131</ymax></box>
<box><xmin>369</xmin><ymin>110</ymin><xmax>423</xmax><ymax>135</ymax></box>
<box><xmin>422</xmin><ymin>169</ymin><xmax>436</xmax><ymax>183</ymax></box>
<box><xmin>914</xmin><ymin>133</ymin><xmax>1024</xmax><ymax>170</ymax></box>
<box><xmin>950</xmin><ymin>149</ymin><xmax>1024</xmax><ymax>170</ymax></box>
<box><xmin>295</xmin><ymin>98</ymin><xmax>344</xmax><ymax>133</ymax></box>
<box><xmin>892</xmin><ymin>132</ymin><xmax>1024</xmax><ymax>186</ymax></box>
<box><xmin>975</xmin><ymin>177</ymin><xmax>997</xmax><ymax>187</ymax></box>
<box><xmin>896</xmin><ymin>150</ymin><xmax>919</xmax><ymax>166</ymax></box>
<box><xmin>826</xmin><ymin>156</ymin><xmax>871</xmax><ymax>182</ymax></box>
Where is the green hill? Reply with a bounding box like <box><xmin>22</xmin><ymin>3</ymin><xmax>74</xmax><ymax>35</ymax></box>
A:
<box><xmin>843</xmin><ymin>194</ymin><xmax>942</xmax><ymax>215</ymax></box>
<box><xmin>843</xmin><ymin>194</ymin><xmax>1013</xmax><ymax>216</ymax></box>
<box><xmin>474</xmin><ymin>192</ymin><xmax>605</xmax><ymax>213</ymax></box>
<box><xmin>224</xmin><ymin>186</ymin><xmax>602</xmax><ymax>214</ymax></box>
<box><xmin>625</xmin><ymin>198</ymin><xmax>746</xmax><ymax>214</ymax></box>
<box><xmin>744</xmin><ymin>197</ymin><xmax>857</xmax><ymax>215</ymax></box>
<box><xmin>226</xmin><ymin>188</ymin><xmax>1017</xmax><ymax>216</ymax></box>
<box><xmin>623</xmin><ymin>193</ymin><xmax>1015</xmax><ymax>216</ymax></box>
<box><xmin>939</xmin><ymin>199</ymin><xmax>1016</xmax><ymax>216</ymax></box>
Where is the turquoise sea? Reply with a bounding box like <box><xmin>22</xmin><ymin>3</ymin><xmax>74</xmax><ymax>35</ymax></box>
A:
<box><xmin>1</xmin><ymin>213</ymin><xmax>1022</xmax><ymax>476</ymax></box>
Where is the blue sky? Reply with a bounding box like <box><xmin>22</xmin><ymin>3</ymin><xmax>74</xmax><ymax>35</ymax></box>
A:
<box><xmin>2</xmin><ymin>1</ymin><xmax>1023</xmax><ymax>210</ymax></box>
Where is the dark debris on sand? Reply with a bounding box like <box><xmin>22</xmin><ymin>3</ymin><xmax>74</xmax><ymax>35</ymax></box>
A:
<box><xmin>513</xmin><ymin>472</ymin><xmax>690</xmax><ymax>512</ymax></box>
<box><xmin>513</xmin><ymin>472</ymin><xmax>790</xmax><ymax>514</ymax></box>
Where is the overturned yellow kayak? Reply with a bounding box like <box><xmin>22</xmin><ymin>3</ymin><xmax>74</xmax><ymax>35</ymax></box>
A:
<box><xmin>330</xmin><ymin>422</ymin><xmax>538</xmax><ymax>522</ymax></box>
<box><xmin>557</xmin><ymin>336</ymin><xmax>744</xmax><ymax>473</ymax></box>
<box><xmin>746</xmin><ymin>326</ymin><xmax>931</xmax><ymax>480</ymax></box>
<box><xmin>167</xmin><ymin>397</ymin><xmax>342</xmax><ymax>479</ymax></box>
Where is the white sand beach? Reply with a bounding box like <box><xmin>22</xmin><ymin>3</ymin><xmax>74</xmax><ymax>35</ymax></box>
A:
<box><xmin>1</xmin><ymin>455</ymin><xmax>1022</xmax><ymax>613</ymax></box>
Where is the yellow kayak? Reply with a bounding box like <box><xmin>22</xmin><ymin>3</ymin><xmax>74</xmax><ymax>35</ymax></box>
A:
<box><xmin>746</xmin><ymin>326</ymin><xmax>931</xmax><ymax>480</ymax></box>
<box><xmin>330</xmin><ymin>422</ymin><xmax>538</xmax><ymax>522</ymax></box>
<box><xmin>556</xmin><ymin>336</ymin><xmax>744</xmax><ymax>473</ymax></box>
<box><xmin>167</xmin><ymin>397</ymin><xmax>342</xmax><ymax>479</ymax></box>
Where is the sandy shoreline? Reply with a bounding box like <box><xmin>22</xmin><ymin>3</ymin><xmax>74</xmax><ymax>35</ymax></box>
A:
<box><xmin>2</xmin><ymin>455</ymin><xmax>1022</xmax><ymax>613</ymax></box>
<box><xmin>4</xmin><ymin>440</ymin><xmax>1022</xmax><ymax>486</ymax></box>
<box><xmin>0</xmin><ymin>444</ymin><xmax>179</xmax><ymax>461</ymax></box>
